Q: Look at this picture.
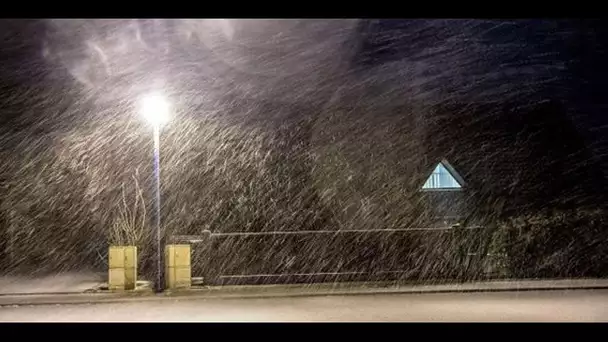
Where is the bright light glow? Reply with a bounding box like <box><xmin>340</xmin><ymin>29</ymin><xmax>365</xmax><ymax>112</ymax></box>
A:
<box><xmin>139</xmin><ymin>93</ymin><xmax>170</xmax><ymax>126</ymax></box>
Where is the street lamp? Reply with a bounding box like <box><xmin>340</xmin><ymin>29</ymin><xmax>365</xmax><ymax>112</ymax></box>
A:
<box><xmin>139</xmin><ymin>92</ymin><xmax>170</xmax><ymax>293</ymax></box>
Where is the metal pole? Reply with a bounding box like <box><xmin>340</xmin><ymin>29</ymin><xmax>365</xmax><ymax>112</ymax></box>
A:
<box><xmin>153</xmin><ymin>124</ymin><xmax>163</xmax><ymax>293</ymax></box>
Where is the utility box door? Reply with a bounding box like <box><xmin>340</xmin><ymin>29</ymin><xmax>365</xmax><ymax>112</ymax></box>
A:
<box><xmin>165</xmin><ymin>244</ymin><xmax>191</xmax><ymax>289</ymax></box>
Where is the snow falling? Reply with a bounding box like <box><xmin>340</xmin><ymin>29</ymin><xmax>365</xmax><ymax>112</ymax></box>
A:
<box><xmin>0</xmin><ymin>19</ymin><xmax>607</xmax><ymax>288</ymax></box>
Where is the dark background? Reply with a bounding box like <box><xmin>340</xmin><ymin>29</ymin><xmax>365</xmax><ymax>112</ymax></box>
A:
<box><xmin>1</xmin><ymin>20</ymin><xmax>607</xmax><ymax>158</ymax></box>
<box><xmin>1</xmin><ymin>19</ymin><xmax>608</xmax><ymax>279</ymax></box>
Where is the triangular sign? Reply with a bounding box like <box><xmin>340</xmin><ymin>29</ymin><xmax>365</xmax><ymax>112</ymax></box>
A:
<box><xmin>422</xmin><ymin>162</ymin><xmax>463</xmax><ymax>189</ymax></box>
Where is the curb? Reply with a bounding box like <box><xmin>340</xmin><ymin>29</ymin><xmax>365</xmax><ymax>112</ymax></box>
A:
<box><xmin>2</xmin><ymin>279</ymin><xmax>608</xmax><ymax>307</ymax></box>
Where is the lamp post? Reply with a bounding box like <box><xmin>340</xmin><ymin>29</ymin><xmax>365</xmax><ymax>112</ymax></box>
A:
<box><xmin>139</xmin><ymin>93</ymin><xmax>170</xmax><ymax>293</ymax></box>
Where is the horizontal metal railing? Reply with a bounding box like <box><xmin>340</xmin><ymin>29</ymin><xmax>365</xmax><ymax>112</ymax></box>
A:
<box><xmin>172</xmin><ymin>225</ymin><xmax>485</xmax><ymax>243</ymax></box>
<box><xmin>169</xmin><ymin>225</ymin><xmax>497</xmax><ymax>285</ymax></box>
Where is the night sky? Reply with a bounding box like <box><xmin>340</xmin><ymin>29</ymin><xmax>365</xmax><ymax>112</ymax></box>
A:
<box><xmin>1</xmin><ymin>19</ymin><xmax>608</xmax><ymax>171</ymax></box>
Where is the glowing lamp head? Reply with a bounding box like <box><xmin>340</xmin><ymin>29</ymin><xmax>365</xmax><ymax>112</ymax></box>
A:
<box><xmin>139</xmin><ymin>93</ymin><xmax>170</xmax><ymax>126</ymax></box>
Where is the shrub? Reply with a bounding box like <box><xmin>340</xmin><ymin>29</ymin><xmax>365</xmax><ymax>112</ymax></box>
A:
<box><xmin>493</xmin><ymin>209</ymin><xmax>608</xmax><ymax>279</ymax></box>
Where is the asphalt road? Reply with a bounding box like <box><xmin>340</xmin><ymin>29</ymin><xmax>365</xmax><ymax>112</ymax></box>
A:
<box><xmin>2</xmin><ymin>289</ymin><xmax>608</xmax><ymax>322</ymax></box>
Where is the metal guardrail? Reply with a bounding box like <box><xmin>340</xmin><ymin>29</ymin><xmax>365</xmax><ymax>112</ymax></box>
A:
<box><xmin>172</xmin><ymin>226</ymin><xmax>485</xmax><ymax>243</ymax></box>
<box><xmin>171</xmin><ymin>225</ymin><xmax>495</xmax><ymax>285</ymax></box>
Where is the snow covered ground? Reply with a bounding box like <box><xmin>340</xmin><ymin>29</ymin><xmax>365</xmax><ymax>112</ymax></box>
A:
<box><xmin>2</xmin><ymin>289</ymin><xmax>608</xmax><ymax>322</ymax></box>
<box><xmin>0</xmin><ymin>272</ymin><xmax>104</xmax><ymax>295</ymax></box>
